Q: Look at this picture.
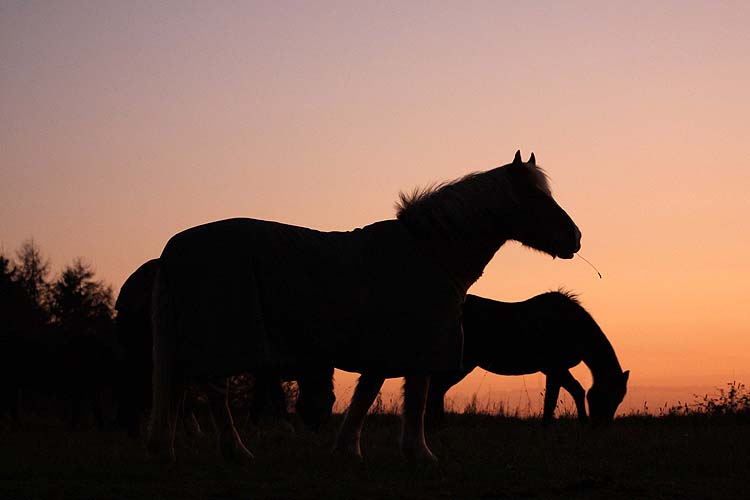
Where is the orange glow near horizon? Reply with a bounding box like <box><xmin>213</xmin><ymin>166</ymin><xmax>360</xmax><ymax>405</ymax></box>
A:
<box><xmin>2</xmin><ymin>2</ymin><xmax>749</xmax><ymax>413</ymax></box>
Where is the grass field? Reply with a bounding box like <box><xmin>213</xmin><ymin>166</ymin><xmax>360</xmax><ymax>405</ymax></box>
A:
<box><xmin>2</xmin><ymin>410</ymin><xmax>749</xmax><ymax>500</ymax></box>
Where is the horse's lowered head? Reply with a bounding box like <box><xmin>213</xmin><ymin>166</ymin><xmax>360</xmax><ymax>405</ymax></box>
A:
<box><xmin>295</xmin><ymin>368</ymin><xmax>336</xmax><ymax>431</ymax></box>
<box><xmin>502</xmin><ymin>151</ymin><xmax>581</xmax><ymax>259</ymax></box>
<box><xmin>587</xmin><ymin>369</ymin><xmax>629</xmax><ymax>426</ymax></box>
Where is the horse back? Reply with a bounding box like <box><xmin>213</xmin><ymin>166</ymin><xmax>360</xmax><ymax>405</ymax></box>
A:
<box><xmin>157</xmin><ymin>217</ymin><xmax>465</xmax><ymax>379</ymax></box>
<box><xmin>463</xmin><ymin>292</ymin><xmax>594</xmax><ymax>375</ymax></box>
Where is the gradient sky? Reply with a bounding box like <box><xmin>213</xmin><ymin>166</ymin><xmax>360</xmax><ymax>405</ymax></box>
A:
<box><xmin>2</xmin><ymin>1</ymin><xmax>749</xmax><ymax>412</ymax></box>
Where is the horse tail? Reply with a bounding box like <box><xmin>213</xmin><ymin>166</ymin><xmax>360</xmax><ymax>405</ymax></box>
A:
<box><xmin>146</xmin><ymin>265</ymin><xmax>177</xmax><ymax>460</ymax></box>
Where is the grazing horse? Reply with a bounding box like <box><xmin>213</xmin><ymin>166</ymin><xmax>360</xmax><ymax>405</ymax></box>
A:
<box><xmin>115</xmin><ymin>259</ymin><xmax>160</xmax><ymax>437</ymax></box>
<box><xmin>249</xmin><ymin>368</ymin><xmax>335</xmax><ymax>432</ymax></box>
<box><xmin>115</xmin><ymin>259</ymin><xmax>210</xmax><ymax>438</ymax></box>
<box><xmin>426</xmin><ymin>292</ymin><xmax>629</xmax><ymax>427</ymax></box>
<box><xmin>148</xmin><ymin>151</ymin><xmax>581</xmax><ymax>463</ymax></box>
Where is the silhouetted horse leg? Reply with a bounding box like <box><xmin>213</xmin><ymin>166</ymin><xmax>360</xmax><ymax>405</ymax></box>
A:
<box><xmin>180</xmin><ymin>412</ymin><xmax>203</xmax><ymax>438</ymax></box>
<box><xmin>333</xmin><ymin>374</ymin><xmax>385</xmax><ymax>459</ymax></box>
<box><xmin>425</xmin><ymin>370</ymin><xmax>470</xmax><ymax>429</ymax></box>
<box><xmin>68</xmin><ymin>386</ymin><xmax>101</xmax><ymax>430</ymax></box>
<box><xmin>146</xmin><ymin>386</ymin><xmax>180</xmax><ymax>462</ymax></box>
<box><xmin>296</xmin><ymin>366</ymin><xmax>335</xmax><ymax>431</ymax></box>
<box><xmin>401</xmin><ymin>374</ymin><xmax>437</xmax><ymax>464</ymax></box>
<box><xmin>147</xmin><ymin>270</ymin><xmax>180</xmax><ymax>462</ymax></box>
<box><xmin>182</xmin><ymin>392</ymin><xmax>203</xmax><ymax>438</ymax></box>
<box><xmin>205</xmin><ymin>381</ymin><xmax>253</xmax><ymax>463</ymax></box>
<box><xmin>542</xmin><ymin>371</ymin><xmax>562</xmax><ymax>424</ymax></box>
<box><xmin>250</xmin><ymin>373</ymin><xmax>293</xmax><ymax>433</ymax></box>
<box><xmin>117</xmin><ymin>387</ymin><xmax>141</xmax><ymax>437</ymax></box>
<box><xmin>559</xmin><ymin>370</ymin><xmax>588</xmax><ymax>423</ymax></box>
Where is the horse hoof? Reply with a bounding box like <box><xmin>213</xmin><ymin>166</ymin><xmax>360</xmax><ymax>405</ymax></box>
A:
<box><xmin>219</xmin><ymin>436</ymin><xmax>255</xmax><ymax>464</ymax></box>
<box><xmin>233</xmin><ymin>447</ymin><xmax>255</xmax><ymax>464</ymax></box>
<box><xmin>401</xmin><ymin>445</ymin><xmax>438</xmax><ymax>465</ymax></box>
<box><xmin>220</xmin><ymin>444</ymin><xmax>255</xmax><ymax>464</ymax></box>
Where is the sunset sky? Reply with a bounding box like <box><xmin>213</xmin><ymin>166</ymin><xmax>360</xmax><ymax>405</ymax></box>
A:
<box><xmin>2</xmin><ymin>1</ymin><xmax>748</xmax><ymax>413</ymax></box>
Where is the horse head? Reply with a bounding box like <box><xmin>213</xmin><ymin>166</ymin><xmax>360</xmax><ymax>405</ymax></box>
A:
<box><xmin>502</xmin><ymin>151</ymin><xmax>581</xmax><ymax>259</ymax></box>
<box><xmin>295</xmin><ymin>367</ymin><xmax>335</xmax><ymax>431</ymax></box>
<box><xmin>587</xmin><ymin>369</ymin><xmax>629</xmax><ymax>426</ymax></box>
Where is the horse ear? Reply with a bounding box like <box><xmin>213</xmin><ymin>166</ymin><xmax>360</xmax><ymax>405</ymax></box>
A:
<box><xmin>528</xmin><ymin>152</ymin><xmax>536</xmax><ymax>165</ymax></box>
<box><xmin>623</xmin><ymin>370</ymin><xmax>630</xmax><ymax>382</ymax></box>
<box><xmin>513</xmin><ymin>150</ymin><xmax>522</xmax><ymax>165</ymax></box>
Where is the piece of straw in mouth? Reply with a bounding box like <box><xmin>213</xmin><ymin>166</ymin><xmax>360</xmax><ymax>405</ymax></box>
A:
<box><xmin>576</xmin><ymin>253</ymin><xmax>602</xmax><ymax>279</ymax></box>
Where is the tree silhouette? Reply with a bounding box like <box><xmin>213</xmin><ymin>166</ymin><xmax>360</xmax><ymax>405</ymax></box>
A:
<box><xmin>2</xmin><ymin>244</ymin><xmax>118</xmax><ymax>424</ymax></box>
<box><xmin>49</xmin><ymin>258</ymin><xmax>114</xmax><ymax>337</ymax></box>
<box><xmin>0</xmin><ymin>249</ymin><xmax>46</xmax><ymax>338</ymax></box>
<box><xmin>14</xmin><ymin>239</ymin><xmax>51</xmax><ymax>320</ymax></box>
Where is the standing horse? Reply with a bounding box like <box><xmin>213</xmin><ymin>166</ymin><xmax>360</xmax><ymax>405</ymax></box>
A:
<box><xmin>426</xmin><ymin>292</ymin><xmax>629</xmax><ymax>427</ymax></box>
<box><xmin>116</xmin><ymin>259</ymin><xmax>334</xmax><ymax>438</ymax></box>
<box><xmin>148</xmin><ymin>151</ymin><xmax>581</xmax><ymax>463</ymax></box>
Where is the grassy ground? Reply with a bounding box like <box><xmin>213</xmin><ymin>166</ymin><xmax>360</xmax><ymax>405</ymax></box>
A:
<box><xmin>1</xmin><ymin>412</ymin><xmax>748</xmax><ymax>500</ymax></box>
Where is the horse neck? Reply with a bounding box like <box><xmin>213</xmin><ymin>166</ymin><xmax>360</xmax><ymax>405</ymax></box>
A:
<box><xmin>399</xmin><ymin>179</ymin><xmax>512</xmax><ymax>292</ymax></box>
<box><xmin>582</xmin><ymin>323</ymin><xmax>623</xmax><ymax>386</ymax></box>
<box><xmin>427</xmin><ymin>237</ymin><xmax>507</xmax><ymax>292</ymax></box>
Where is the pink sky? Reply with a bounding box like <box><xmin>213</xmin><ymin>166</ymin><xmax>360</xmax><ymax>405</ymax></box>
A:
<box><xmin>2</xmin><ymin>2</ymin><xmax>749</xmax><ymax>412</ymax></box>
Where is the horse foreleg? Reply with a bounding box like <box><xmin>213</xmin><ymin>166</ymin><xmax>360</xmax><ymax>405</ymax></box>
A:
<box><xmin>182</xmin><ymin>391</ymin><xmax>203</xmax><ymax>438</ymax></box>
<box><xmin>206</xmin><ymin>381</ymin><xmax>253</xmax><ymax>463</ymax></box>
<box><xmin>401</xmin><ymin>374</ymin><xmax>437</xmax><ymax>464</ymax></box>
<box><xmin>425</xmin><ymin>370</ymin><xmax>469</xmax><ymax>429</ymax></box>
<box><xmin>542</xmin><ymin>371</ymin><xmax>562</xmax><ymax>425</ymax></box>
<box><xmin>333</xmin><ymin>374</ymin><xmax>384</xmax><ymax>459</ymax></box>
<box><xmin>559</xmin><ymin>370</ymin><xmax>588</xmax><ymax>423</ymax></box>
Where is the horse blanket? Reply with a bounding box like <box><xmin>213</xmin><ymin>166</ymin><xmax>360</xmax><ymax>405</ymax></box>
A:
<box><xmin>115</xmin><ymin>259</ymin><xmax>160</xmax><ymax>316</ymax></box>
<box><xmin>159</xmin><ymin>218</ymin><xmax>465</xmax><ymax>380</ymax></box>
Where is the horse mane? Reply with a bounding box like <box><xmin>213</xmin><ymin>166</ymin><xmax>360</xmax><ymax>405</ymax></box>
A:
<box><xmin>394</xmin><ymin>161</ymin><xmax>552</xmax><ymax>237</ymax></box>
<box><xmin>554</xmin><ymin>287</ymin><xmax>581</xmax><ymax>305</ymax></box>
<box><xmin>551</xmin><ymin>288</ymin><xmax>624</xmax><ymax>382</ymax></box>
<box><xmin>527</xmin><ymin>163</ymin><xmax>552</xmax><ymax>196</ymax></box>
<box><xmin>394</xmin><ymin>171</ymin><xmax>480</xmax><ymax>217</ymax></box>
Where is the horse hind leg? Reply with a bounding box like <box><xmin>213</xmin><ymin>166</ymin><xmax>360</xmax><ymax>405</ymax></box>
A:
<box><xmin>542</xmin><ymin>371</ymin><xmax>562</xmax><ymax>425</ymax></box>
<box><xmin>425</xmin><ymin>370</ymin><xmax>468</xmax><ymax>429</ymax></box>
<box><xmin>146</xmin><ymin>268</ymin><xmax>179</xmax><ymax>462</ymax></box>
<box><xmin>206</xmin><ymin>380</ymin><xmax>253</xmax><ymax>463</ymax></box>
<box><xmin>559</xmin><ymin>370</ymin><xmax>588</xmax><ymax>423</ymax></box>
<box><xmin>181</xmin><ymin>388</ymin><xmax>204</xmax><ymax>438</ymax></box>
<box><xmin>250</xmin><ymin>372</ymin><xmax>294</xmax><ymax>435</ymax></box>
<box><xmin>401</xmin><ymin>374</ymin><xmax>437</xmax><ymax>464</ymax></box>
<box><xmin>333</xmin><ymin>374</ymin><xmax>385</xmax><ymax>459</ymax></box>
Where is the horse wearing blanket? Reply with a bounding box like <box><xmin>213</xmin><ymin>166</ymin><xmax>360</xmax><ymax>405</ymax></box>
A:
<box><xmin>148</xmin><ymin>151</ymin><xmax>581</xmax><ymax>463</ymax></box>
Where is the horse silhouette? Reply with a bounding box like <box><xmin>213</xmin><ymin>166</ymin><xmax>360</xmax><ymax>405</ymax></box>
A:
<box><xmin>114</xmin><ymin>259</ymin><xmax>160</xmax><ymax>437</ymax></box>
<box><xmin>426</xmin><ymin>292</ymin><xmax>629</xmax><ymax>427</ymax></box>
<box><xmin>115</xmin><ymin>259</ymin><xmax>334</xmax><ymax>438</ymax></box>
<box><xmin>248</xmin><ymin>368</ymin><xmax>335</xmax><ymax>432</ymax></box>
<box><xmin>115</xmin><ymin>259</ymin><xmax>205</xmax><ymax>437</ymax></box>
<box><xmin>148</xmin><ymin>151</ymin><xmax>581</xmax><ymax>463</ymax></box>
